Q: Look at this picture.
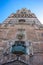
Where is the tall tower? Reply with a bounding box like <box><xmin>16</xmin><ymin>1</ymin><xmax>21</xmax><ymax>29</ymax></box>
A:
<box><xmin>0</xmin><ymin>8</ymin><xmax>43</xmax><ymax>65</ymax></box>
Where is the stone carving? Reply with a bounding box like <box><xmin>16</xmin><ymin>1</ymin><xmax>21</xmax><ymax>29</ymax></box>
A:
<box><xmin>8</xmin><ymin>8</ymin><xmax>36</xmax><ymax>18</ymax></box>
<box><xmin>9</xmin><ymin>13</ymin><xmax>36</xmax><ymax>18</ymax></box>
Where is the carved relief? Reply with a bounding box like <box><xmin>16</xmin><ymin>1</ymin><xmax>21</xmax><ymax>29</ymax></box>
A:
<box><xmin>8</xmin><ymin>8</ymin><xmax>36</xmax><ymax>18</ymax></box>
<box><xmin>12</xmin><ymin>14</ymin><xmax>36</xmax><ymax>18</ymax></box>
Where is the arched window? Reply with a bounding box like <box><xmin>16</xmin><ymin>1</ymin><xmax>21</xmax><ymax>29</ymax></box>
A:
<box><xmin>19</xmin><ymin>19</ymin><xmax>25</xmax><ymax>23</ymax></box>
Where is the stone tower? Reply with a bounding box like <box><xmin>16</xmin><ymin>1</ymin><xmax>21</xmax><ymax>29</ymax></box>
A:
<box><xmin>0</xmin><ymin>8</ymin><xmax>43</xmax><ymax>65</ymax></box>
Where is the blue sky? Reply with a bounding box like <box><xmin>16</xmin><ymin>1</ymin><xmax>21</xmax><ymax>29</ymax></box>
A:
<box><xmin>0</xmin><ymin>0</ymin><xmax>43</xmax><ymax>24</ymax></box>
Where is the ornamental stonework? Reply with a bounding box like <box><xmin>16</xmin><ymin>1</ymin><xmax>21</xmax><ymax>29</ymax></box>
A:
<box><xmin>0</xmin><ymin>8</ymin><xmax>43</xmax><ymax>65</ymax></box>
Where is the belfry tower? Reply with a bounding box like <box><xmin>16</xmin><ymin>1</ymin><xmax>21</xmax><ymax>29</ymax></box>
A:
<box><xmin>0</xmin><ymin>8</ymin><xmax>43</xmax><ymax>65</ymax></box>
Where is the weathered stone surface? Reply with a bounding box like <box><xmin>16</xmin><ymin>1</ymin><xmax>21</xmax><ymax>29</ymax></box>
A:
<box><xmin>0</xmin><ymin>8</ymin><xmax>43</xmax><ymax>65</ymax></box>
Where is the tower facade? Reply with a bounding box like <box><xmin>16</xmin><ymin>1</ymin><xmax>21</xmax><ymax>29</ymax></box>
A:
<box><xmin>0</xmin><ymin>8</ymin><xmax>43</xmax><ymax>65</ymax></box>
